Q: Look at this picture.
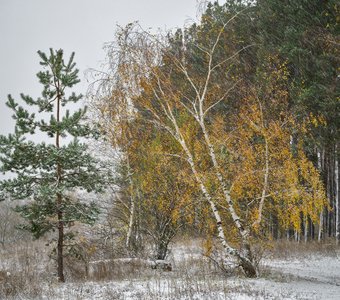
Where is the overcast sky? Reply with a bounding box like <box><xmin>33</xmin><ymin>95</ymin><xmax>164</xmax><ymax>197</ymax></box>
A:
<box><xmin>0</xmin><ymin>0</ymin><xmax>216</xmax><ymax>137</ymax></box>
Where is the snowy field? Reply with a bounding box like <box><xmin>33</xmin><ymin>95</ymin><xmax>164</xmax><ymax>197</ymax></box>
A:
<box><xmin>42</xmin><ymin>258</ymin><xmax>340</xmax><ymax>300</ymax></box>
<box><xmin>1</xmin><ymin>240</ymin><xmax>340</xmax><ymax>299</ymax></box>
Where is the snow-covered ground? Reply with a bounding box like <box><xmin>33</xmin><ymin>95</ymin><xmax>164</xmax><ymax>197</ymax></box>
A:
<box><xmin>37</xmin><ymin>254</ymin><xmax>340</xmax><ymax>300</ymax></box>
<box><xmin>259</xmin><ymin>255</ymin><xmax>340</xmax><ymax>299</ymax></box>
<box><xmin>1</xmin><ymin>240</ymin><xmax>340</xmax><ymax>299</ymax></box>
<box><xmin>44</xmin><ymin>244</ymin><xmax>340</xmax><ymax>299</ymax></box>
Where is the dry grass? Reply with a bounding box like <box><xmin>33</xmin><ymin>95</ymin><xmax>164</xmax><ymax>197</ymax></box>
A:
<box><xmin>0</xmin><ymin>240</ymin><xmax>52</xmax><ymax>299</ymax></box>
<box><xmin>1</xmin><ymin>237</ymin><xmax>337</xmax><ymax>299</ymax></box>
<box><xmin>87</xmin><ymin>258</ymin><xmax>156</xmax><ymax>281</ymax></box>
<box><xmin>267</xmin><ymin>238</ymin><xmax>339</xmax><ymax>259</ymax></box>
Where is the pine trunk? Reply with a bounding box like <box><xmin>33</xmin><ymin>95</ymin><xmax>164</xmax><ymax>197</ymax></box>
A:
<box><xmin>56</xmin><ymin>83</ymin><xmax>65</xmax><ymax>282</ymax></box>
<box><xmin>57</xmin><ymin>194</ymin><xmax>64</xmax><ymax>282</ymax></box>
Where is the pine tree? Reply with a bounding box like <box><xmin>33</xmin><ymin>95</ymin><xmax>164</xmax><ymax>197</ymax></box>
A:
<box><xmin>0</xmin><ymin>49</ymin><xmax>107</xmax><ymax>282</ymax></box>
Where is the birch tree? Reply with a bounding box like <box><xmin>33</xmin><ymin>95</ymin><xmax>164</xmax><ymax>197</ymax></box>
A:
<box><xmin>96</xmin><ymin>6</ymin><xmax>326</xmax><ymax>276</ymax></box>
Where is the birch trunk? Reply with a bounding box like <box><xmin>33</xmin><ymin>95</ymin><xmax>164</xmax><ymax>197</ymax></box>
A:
<box><xmin>200</xmin><ymin>122</ymin><xmax>249</xmax><ymax>240</ymax></box>
<box><xmin>199</xmin><ymin>123</ymin><xmax>257</xmax><ymax>276</ymax></box>
<box><xmin>174</xmin><ymin>122</ymin><xmax>257</xmax><ymax>277</ymax></box>
<box><xmin>126</xmin><ymin>158</ymin><xmax>136</xmax><ymax>250</ymax></box>
<box><xmin>126</xmin><ymin>194</ymin><xmax>136</xmax><ymax>249</ymax></box>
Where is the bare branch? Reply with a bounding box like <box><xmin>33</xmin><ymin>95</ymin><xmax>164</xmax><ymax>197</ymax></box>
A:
<box><xmin>204</xmin><ymin>80</ymin><xmax>241</xmax><ymax>116</ymax></box>
<box><xmin>211</xmin><ymin>44</ymin><xmax>256</xmax><ymax>71</ymax></box>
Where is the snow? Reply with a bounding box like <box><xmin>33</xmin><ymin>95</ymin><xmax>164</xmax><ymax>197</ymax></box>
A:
<box><xmin>40</xmin><ymin>270</ymin><xmax>340</xmax><ymax>300</ymax></box>
<box><xmin>36</xmin><ymin>251</ymin><xmax>340</xmax><ymax>300</ymax></box>
<box><xmin>257</xmin><ymin>255</ymin><xmax>340</xmax><ymax>299</ymax></box>
<box><xmin>1</xmin><ymin>240</ymin><xmax>340</xmax><ymax>299</ymax></box>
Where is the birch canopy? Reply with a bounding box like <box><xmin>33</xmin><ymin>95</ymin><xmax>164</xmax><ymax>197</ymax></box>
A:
<box><xmin>96</xmin><ymin>6</ymin><xmax>327</xmax><ymax>277</ymax></box>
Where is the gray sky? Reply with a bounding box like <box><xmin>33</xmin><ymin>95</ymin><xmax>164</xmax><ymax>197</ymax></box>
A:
<box><xmin>0</xmin><ymin>0</ymin><xmax>206</xmax><ymax>136</ymax></box>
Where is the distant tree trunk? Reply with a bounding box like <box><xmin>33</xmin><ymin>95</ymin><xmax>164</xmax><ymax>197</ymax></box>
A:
<box><xmin>317</xmin><ymin>150</ymin><xmax>323</xmax><ymax>242</ymax></box>
<box><xmin>304</xmin><ymin>216</ymin><xmax>308</xmax><ymax>243</ymax></box>
<box><xmin>126</xmin><ymin>194</ymin><xmax>135</xmax><ymax>249</ymax></box>
<box><xmin>310</xmin><ymin>218</ymin><xmax>315</xmax><ymax>240</ymax></box>
<box><xmin>335</xmin><ymin>144</ymin><xmax>339</xmax><ymax>245</ymax></box>
<box><xmin>318</xmin><ymin>213</ymin><xmax>324</xmax><ymax>242</ymax></box>
<box><xmin>294</xmin><ymin>230</ymin><xmax>300</xmax><ymax>242</ymax></box>
<box><xmin>326</xmin><ymin>151</ymin><xmax>332</xmax><ymax>238</ymax></box>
